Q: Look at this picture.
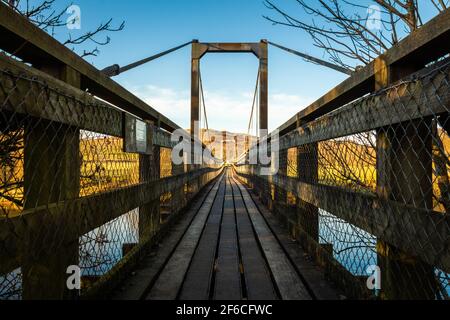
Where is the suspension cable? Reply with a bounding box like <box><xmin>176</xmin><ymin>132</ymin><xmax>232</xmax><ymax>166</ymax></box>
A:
<box><xmin>268</xmin><ymin>41</ymin><xmax>353</xmax><ymax>76</ymax></box>
<box><xmin>247</xmin><ymin>70</ymin><xmax>260</xmax><ymax>136</ymax></box>
<box><xmin>256</xmin><ymin>85</ymin><xmax>259</xmax><ymax>138</ymax></box>
<box><xmin>102</xmin><ymin>40</ymin><xmax>194</xmax><ymax>77</ymax></box>
<box><xmin>199</xmin><ymin>66</ymin><xmax>210</xmax><ymax>145</ymax></box>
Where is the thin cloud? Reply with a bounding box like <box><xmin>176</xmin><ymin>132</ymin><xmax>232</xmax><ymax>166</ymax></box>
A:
<box><xmin>131</xmin><ymin>85</ymin><xmax>313</xmax><ymax>133</ymax></box>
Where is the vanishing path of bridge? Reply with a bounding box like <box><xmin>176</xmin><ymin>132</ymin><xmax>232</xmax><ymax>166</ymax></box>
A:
<box><xmin>114</xmin><ymin>169</ymin><xmax>338</xmax><ymax>300</ymax></box>
<box><xmin>0</xmin><ymin>3</ymin><xmax>449</xmax><ymax>301</ymax></box>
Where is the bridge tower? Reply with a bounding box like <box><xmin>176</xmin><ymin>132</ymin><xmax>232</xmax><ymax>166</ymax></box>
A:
<box><xmin>222</xmin><ymin>131</ymin><xmax>227</xmax><ymax>163</ymax></box>
<box><xmin>191</xmin><ymin>40</ymin><xmax>268</xmax><ymax>140</ymax></box>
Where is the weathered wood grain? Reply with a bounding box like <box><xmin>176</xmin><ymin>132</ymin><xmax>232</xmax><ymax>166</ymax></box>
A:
<box><xmin>213</xmin><ymin>175</ymin><xmax>242</xmax><ymax>300</ymax></box>
<box><xmin>276</xmin><ymin>7</ymin><xmax>450</xmax><ymax>136</ymax></box>
<box><xmin>146</xmin><ymin>174</ymin><xmax>224</xmax><ymax>300</ymax></box>
<box><xmin>110</xmin><ymin>177</ymin><xmax>218</xmax><ymax>300</ymax></box>
<box><xmin>231</xmin><ymin>180</ymin><xmax>278</xmax><ymax>300</ymax></box>
<box><xmin>244</xmin><ymin>184</ymin><xmax>341</xmax><ymax>300</ymax></box>
<box><xmin>236</xmin><ymin>170</ymin><xmax>450</xmax><ymax>273</ymax></box>
<box><xmin>179</xmin><ymin>177</ymin><xmax>226</xmax><ymax>300</ymax></box>
<box><xmin>275</xmin><ymin>64</ymin><xmax>450</xmax><ymax>151</ymax></box>
<box><xmin>0</xmin><ymin>53</ymin><xmax>175</xmax><ymax>148</ymax></box>
<box><xmin>0</xmin><ymin>167</ymin><xmax>222</xmax><ymax>274</ymax></box>
<box><xmin>235</xmin><ymin>177</ymin><xmax>312</xmax><ymax>300</ymax></box>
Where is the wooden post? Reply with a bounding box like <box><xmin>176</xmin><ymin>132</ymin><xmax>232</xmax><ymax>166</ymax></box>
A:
<box><xmin>259</xmin><ymin>40</ymin><xmax>268</xmax><ymax>135</ymax></box>
<box><xmin>139</xmin><ymin>145</ymin><xmax>161</xmax><ymax>239</ymax></box>
<box><xmin>274</xmin><ymin>149</ymin><xmax>288</xmax><ymax>220</ymax></box>
<box><xmin>296</xmin><ymin>117</ymin><xmax>319</xmax><ymax>242</ymax></box>
<box><xmin>171</xmin><ymin>161</ymin><xmax>185</xmax><ymax>214</ymax></box>
<box><xmin>374</xmin><ymin>57</ymin><xmax>437</xmax><ymax>299</ymax></box>
<box><xmin>22</xmin><ymin>65</ymin><xmax>80</xmax><ymax>300</ymax></box>
<box><xmin>189</xmin><ymin>42</ymin><xmax>201</xmax><ymax>197</ymax></box>
<box><xmin>191</xmin><ymin>44</ymin><xmax>201</xmax><ymax>141</ymax></box>
<box><xmin>222</xmin><ymin>131</ymin><xmax>227</xmax><ymax>163</ymax></box>
<box><xmin>234</xmin><ymin>136</ymin><xmax>238</xmax><ymax>162</ymax></box>
<box><xmin>244</xmin><ymin>136</ymin><xmax>249</xmax><ymax>155</ymax></box>
<box><xmin>256</xmin><ymin>164</ymin><xmax>269</xmax><ymax>207</ymax></box>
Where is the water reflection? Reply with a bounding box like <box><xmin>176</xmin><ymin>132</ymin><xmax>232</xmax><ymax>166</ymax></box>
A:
<box><xmin>0</xmin><ymin>268</ymin><xmax>21</xmax><ymax>300</ymax></box>
<box><xmin>318</xmin><ymin>209</ymin><xmax>449</xmax><ymax>298</ymax></box>
<box><xmin>1</xmin><ymin>207</ymin><xmax>448</xmax><ymax>299</ymax></box>
<box><xmin>80</xmin><ymin>208</ymin><xmax>139</xmax><ymax>276</ymax></box>
<box><xmin>319</xmin><ymin>209</ymin><xmax>377</xmax><ymax>276</ymax></box>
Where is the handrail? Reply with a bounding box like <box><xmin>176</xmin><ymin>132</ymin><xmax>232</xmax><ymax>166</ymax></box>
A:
<box><xmin>0</xmin><ymin>3</ymin><xmax>178</xmax><ymax>133</ymax></box>
<box><xmin>274</xmin><ymin>7</ymin><xmax>450</xmax><ymax>137</ymax></box>
<box><xmin>0</xmin><ymin>166</ymin><xmax>222</xmax><ymax>275</ymax></box>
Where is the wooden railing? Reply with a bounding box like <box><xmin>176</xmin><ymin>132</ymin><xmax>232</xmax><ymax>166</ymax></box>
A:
<box><xmin>236</xmin><ymin>8</ymin><xmax>450</xmax><ymax>300</ymax></box>
<box><xmin>0</xmin><ymin>3</ymin><xmax>221</xmax><ymax>300</ymax></box>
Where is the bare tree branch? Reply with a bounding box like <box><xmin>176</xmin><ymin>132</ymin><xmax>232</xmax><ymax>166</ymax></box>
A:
<box><xmin>3</xmin><ymin>0</ymin><xmax>125</xmax><ymax>59</ymax></box>
<box><xmin>263</xmin><ymin>0</ymin><xmax>446</xmax><ymax>70</ymax></box>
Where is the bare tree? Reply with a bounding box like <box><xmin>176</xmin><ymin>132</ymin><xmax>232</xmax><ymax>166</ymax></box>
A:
<box><xmin>265</xmin><ymin>1</ymin><xmax>450</xmax><ymax>213</ymax></box>
<box><xmin>263</xmin><ymin>0</ymin><xmax>448</xmax><ymax>71</ymax></box>
<box><xmin>3</xmin><ymin>0</ymin><xmax>125</xmax><ymax>58</ymax></box>
<box><xmin>317</xmin><ymin>133</ymin><xmax>377</xmax><ymax>193</ymax></box>
<box><xmin>0</xmin><ymin>1</ymin><xmax>125</xmax><ymax>218</ymax></box>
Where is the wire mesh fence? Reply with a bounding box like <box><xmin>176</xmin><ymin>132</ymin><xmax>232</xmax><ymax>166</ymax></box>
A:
<box><xmin>79</xmin><ymin>132</ymin><xmax>140</xmax><ymax>197</ymax></box>
<box><xmin>79</xmin><ymin>208</ymin><xmax>139</xmax><ymax>281</ymax></box>
<box><xmin>0</xmin><ymin>52</ymin><xmax>221</xmax><ymax>300</ymax></box>
<box><xmin>235</xmin><ymin>57</ymin><xmax>450</xmax><ymax>300</ymax></box>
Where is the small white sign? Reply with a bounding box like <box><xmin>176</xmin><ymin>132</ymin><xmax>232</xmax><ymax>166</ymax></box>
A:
<box><xmin>136</xmin><ymin>120</ymin><xmax>146</xmax><ymax>142</ymax></box>
<box><xmin>124</xmin><ymin>115</ymin><xmax>152</xmax><ymax>154</ymax></box>
<box><xmin>136</xmin><ymin>119</ymin><xmax>147</xmax><ymax>152</ymax></box>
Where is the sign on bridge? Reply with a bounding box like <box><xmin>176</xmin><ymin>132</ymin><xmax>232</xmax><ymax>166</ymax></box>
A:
<box><xmin>124</xmin><ymin>114</ymin><xmax>153</xmax><ymax>154</ymax></box>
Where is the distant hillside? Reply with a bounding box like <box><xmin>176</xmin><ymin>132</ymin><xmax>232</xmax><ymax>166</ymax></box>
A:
<box><xmin>198</xmin><ymin>129</ymin><xmax>257</xmax><ymax>162</ymax></box>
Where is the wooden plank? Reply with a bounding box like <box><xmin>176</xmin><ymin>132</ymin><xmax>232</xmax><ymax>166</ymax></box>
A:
<box><xmin>276</xmin><ymin>62</ymin><xmax>450</xmax><ymax>151</ymax></box>
<box><xmin>234</xmin><ymin>171</ymin><xmax>372</xmax><ymax>300</ymax></box>
<box><xmin>179</xmin><ymin>177</ymin><xmax>226</xmax><ymax>300</ymax></box>
<box><xmin>138</xmin><ymin>146</ymin><xmax>160</xmax><ymax>240</ymax></box>
<box><xmin>82</xmin><ymin>174</ymin><xmax>222</xmax><ymax>299</ymax></box>
<box><xmin>0</xmin><ymin>53</ymin><xmax>175</xmax><ymax>148</ymax></box>
<box><xmin>146</xmin><ymin>174</ymin><xmax>224</xmax><ymax>300</ymax></box>
<box><xmin>230</xmin><ymin>179</ymin><xmax>278</xmax><ymax>300</ymax></box>
<box><xmin>214</xmin><ymin>174</ymin><xmax>242</xmax><ymax>300</ymax></box>
<box><xmin>240</xmin><ymin>172</ymin><xmax>450</xmax><ymax>273</ymax></box>
<box><xmin>0</xmin><ymin>167</ymin><xmax>222</xmax><ymax>273</ymax></box>
<box><xmin>234</xmin><ymin>177</ymin><xmax>312</xmax><ymax>300</ymax></box>
<box><xmin>0</xmin><ymin>3</ymin><xmax>179</xmax><ymax>132</ymax></box>
<box><xmin>245</xmin><ymin>185</ymin><xmax>341</xmax><ymax>300</ymax></box>
<box><xmin>0</xmin><ymin>52</ymin><xmax>122</xmax><ymax>137</ymax></box>
<box><xmin>111</xmin><ymin>178</ymin><xmax>218</xmax><ymax>300</ymax></box>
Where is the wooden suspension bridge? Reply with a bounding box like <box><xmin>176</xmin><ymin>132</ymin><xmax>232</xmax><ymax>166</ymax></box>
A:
<box><xmin>0</xmin><ymin>3</ymin><xmax>449</xmax><ymax>300</ymax></box>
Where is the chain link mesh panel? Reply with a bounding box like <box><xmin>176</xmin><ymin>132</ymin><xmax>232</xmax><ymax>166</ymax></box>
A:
<box><xmin>236</xmin><ymin>58</ymin><xmax>450</xmax><ymax>300</ymax></box>
<box><xmin>0</xmin><ymin>59</ymin><xmax>220</xmax><ymax>299</ymax></box>
<box><xmin>79</xmin><ymin>132</ymin><xmax>139</xmax><ymax>197</ymax></box>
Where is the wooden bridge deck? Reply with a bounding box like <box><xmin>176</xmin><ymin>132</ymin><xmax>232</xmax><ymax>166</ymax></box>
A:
<box><xmin>113</xmin><ymin>169</ymin><xmax>340</xmax><ymax>300</ymax></box>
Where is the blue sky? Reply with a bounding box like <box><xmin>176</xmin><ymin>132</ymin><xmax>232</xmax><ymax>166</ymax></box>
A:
<box><xmin>49</xmin><ymin>0</ymin><xmax>439</xmax><ymax>133</ymax></box>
